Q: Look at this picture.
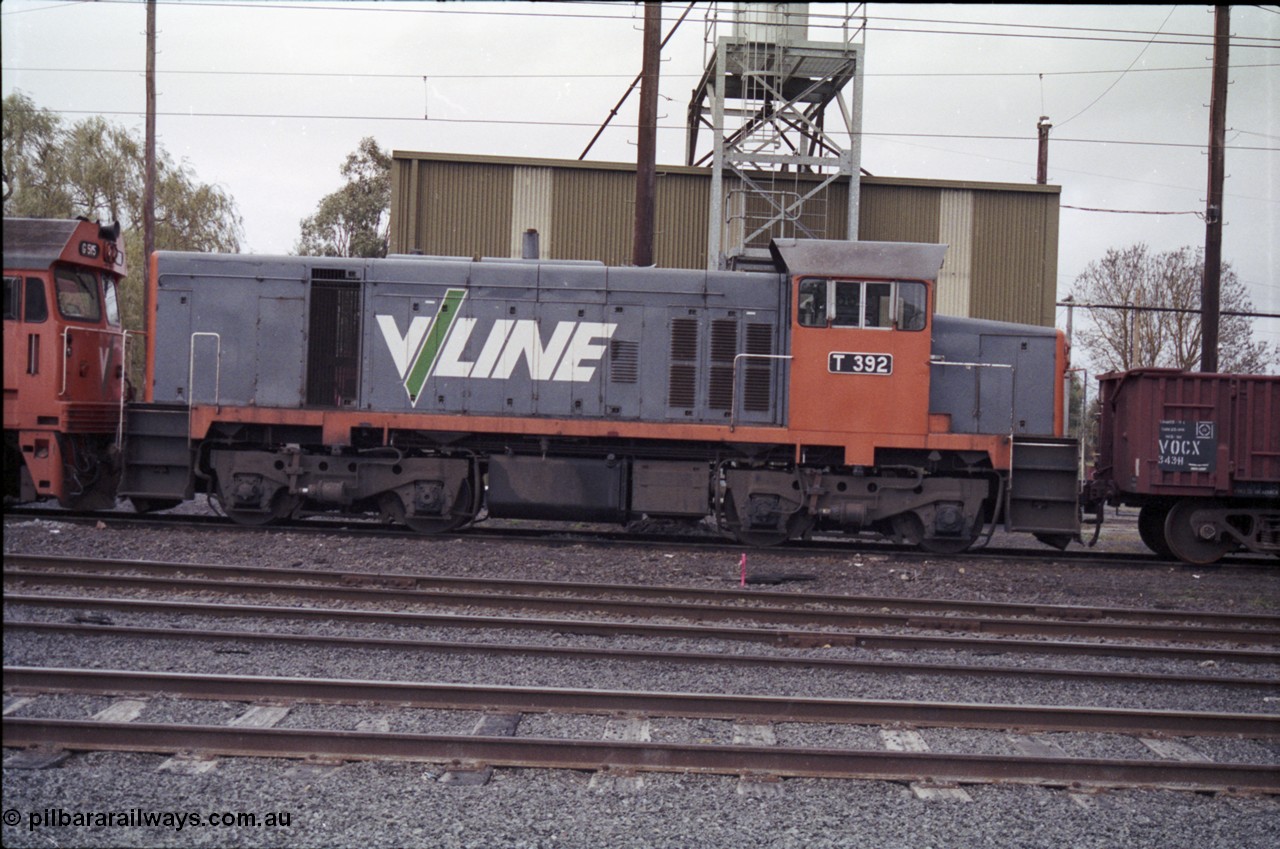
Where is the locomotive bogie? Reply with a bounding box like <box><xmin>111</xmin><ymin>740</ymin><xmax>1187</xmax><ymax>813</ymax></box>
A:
<box><xmin>207</xmin><ymin>446</ymin><xmax>476</xmax><ymax>529</ymax></box>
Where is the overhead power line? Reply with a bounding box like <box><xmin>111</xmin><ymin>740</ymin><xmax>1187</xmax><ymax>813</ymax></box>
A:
<box><xmin>6</xmin><ymin>0</ymin><xmax>1279</xmax><ymax>50</ymax></box>
<box><xmin>6</xmin><ymin>63</ymin><xmax>1277</xmax><ymax>80</ymax></box>
<box><xmin>29</xmin><ymin>108</ymin><xmax>1280</xmax><ymax>153</ymax></box>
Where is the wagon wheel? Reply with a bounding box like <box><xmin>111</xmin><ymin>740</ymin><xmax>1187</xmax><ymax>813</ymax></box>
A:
<box><xmin>1137</xmin><ymin>502</ymin><xmax>1175</xmax><ymax>560</ymax></box>
<box><xmin>381</xmin><ymin>480</ymin><xmax>474</xmax><ymax>535</ymax></box>
<box><xmin>1163</xmin><ymin>499</ymin><xmax>1232</xmax><ymax>565</ymax></box>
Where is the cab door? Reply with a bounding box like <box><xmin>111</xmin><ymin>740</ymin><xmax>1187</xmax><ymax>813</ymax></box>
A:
<box><xmin>788</xmin><ymin>276</ymin><xmax>932</xmax><ymax>465</ymax></box>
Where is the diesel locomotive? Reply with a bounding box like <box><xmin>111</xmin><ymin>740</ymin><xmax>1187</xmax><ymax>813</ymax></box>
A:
<box><xmin>10</xmin><ymin>216</ymin><xmax>1096</xmax><ymax>553</ymax></box>
<box><xmin>3</xmin><ymin>218</ymin><xmax>127</xmax><ymax>510</ymax></box>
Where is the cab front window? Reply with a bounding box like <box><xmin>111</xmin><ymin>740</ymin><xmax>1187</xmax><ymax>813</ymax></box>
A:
<box><xmin>55</xmin><ymin>267</ymin><xmax>102</xmax><ymax>321</ymax></box>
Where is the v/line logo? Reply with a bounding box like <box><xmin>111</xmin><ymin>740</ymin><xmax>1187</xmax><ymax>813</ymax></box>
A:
<box><xmin>376</xmin><ymin>289</ymin><xmax>619</xmax><ymax>405</ymax></box>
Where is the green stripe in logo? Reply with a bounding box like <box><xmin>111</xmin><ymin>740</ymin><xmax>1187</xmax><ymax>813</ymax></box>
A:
<box><xmin>405</xmin><ymin>288</ymin><xmax>467</xmax><ymax>399</ymax></box>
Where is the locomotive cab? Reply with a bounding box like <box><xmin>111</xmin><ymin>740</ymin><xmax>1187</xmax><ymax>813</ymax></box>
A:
<box><xmin>3</xmin><ymin>218</ymin><xmax>127</xmax><ymax>508</ymax></box>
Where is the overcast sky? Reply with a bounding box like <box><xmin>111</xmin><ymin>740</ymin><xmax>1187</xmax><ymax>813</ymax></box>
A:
<box><xmin>3</xmin><ymin>1</ymin><xmax>1277</xmax><ymax>357</ymax></box>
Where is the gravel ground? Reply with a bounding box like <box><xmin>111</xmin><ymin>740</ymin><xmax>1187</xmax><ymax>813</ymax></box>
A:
<box><xmin>4</xmin><ymin>513</ymin><xmax>1279</xmax><ymax>848</ymax></box>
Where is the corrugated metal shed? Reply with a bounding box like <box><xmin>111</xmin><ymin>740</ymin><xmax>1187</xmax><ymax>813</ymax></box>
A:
<box><xmin>391</xmin><ymin>151</ymin><xmax>1061</xmax><ymax>327</ymax></box>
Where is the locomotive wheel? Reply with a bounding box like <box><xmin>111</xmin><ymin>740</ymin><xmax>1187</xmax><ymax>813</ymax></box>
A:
<box><xmin>225</xmin><ymin>491</ymin><xmax>300</xmax><ymax>527</ymax></box>
<box><xmin>919</xmin><ymin>533</ymin><xmax>978</xmax><ymax>555</ymax></box>
<box><xmin>735</xmin><ymin>528</ymin><xmax>791</xmax><ymax>548</ymax></box>
<box><xmin>1163</xmin><ymin>499</ymin><xmax>1232</xmax><ymax>565</ymax></box>
<box><xmin>890</xmin><ymin>512</ymin><xmax>975</xmax><ymax>555</ymax></box>
<box><xmin>1137</xmin><ymin>502</ymin><xmax>1175</xmax><ymax>560</ymax></box>
<box><xmin>130</xmin><ymin>497</ymin><xmax>183</xmax><ymax>514</ymax></box>
<box><xmin>381</xmin><ymin>480</ymin><xmax>473</xmax><ymax>535</ymax></box>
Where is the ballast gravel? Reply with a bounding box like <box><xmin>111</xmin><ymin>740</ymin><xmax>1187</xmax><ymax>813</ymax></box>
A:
<box><xmin>3</xmin><ymin>513</ymin><xmax>1279</xmax><ymax>848</ymax></box>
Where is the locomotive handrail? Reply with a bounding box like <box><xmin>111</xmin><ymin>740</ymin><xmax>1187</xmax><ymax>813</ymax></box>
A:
<box><xmin>188</xmin><ymin>332</ymin><xmax>222</xmax><ymax>433</ymax></box>
<box><xmin>59</xmin><ymin>325</ymin><xmax>125</xmax><ymax>398</ymax></box>
<box><xmin>117</xmin><ymin>329</ymin><xmax>146</xmax><ymax>449</ymax></box>
<box><xmin>729</xmin><ymin>352</ymin><xmax>793</xmax><ymax>431</ymax></box>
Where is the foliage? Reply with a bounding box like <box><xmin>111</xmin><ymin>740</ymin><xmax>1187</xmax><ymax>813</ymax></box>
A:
<box><xmin>2</xmin><ymin>92</ymin><xmax>243</xmax><ymax>350</ymax></box>
<box><xmin>1069</xmin><ymin>244</ymin><xmax>1276</xmax><ymax>375</ymax></box>
<box><xmin>296</xmin><ymin>137</ymin><xmax>391</xmax><ymax>258</ymax></box>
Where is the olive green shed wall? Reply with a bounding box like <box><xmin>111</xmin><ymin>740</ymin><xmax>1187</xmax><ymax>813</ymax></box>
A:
<box><xmin>391</xmin><ymin>152</ymin><xmax>1060</xmax><ymax>328</ymax></box>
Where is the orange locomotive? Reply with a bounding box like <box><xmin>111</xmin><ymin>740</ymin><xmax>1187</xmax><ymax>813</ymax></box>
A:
<box><xmin>114</xmin><ymin>237</ymin><xmax>1079</xmax><ymax>552</ymax></box>
<box><xmin>3</xmin><ymin>218</ymin><xmax>128</xmax><ymax>509</ymax></box>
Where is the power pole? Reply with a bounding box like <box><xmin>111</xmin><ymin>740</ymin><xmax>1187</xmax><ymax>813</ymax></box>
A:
<box><xmin>144</xmin><ymin>0</ymin><xmax>157</xmax><ymax>338</ymax></box>
<box><xmin>1201</xmin><ymin>5</ymin><xmax>1229</xmax><ymax>373</ymax></box>
<box><xmin>632</xmin><ymin>1</ymin><xmax>660</xmax><ymax>267</ymax></box>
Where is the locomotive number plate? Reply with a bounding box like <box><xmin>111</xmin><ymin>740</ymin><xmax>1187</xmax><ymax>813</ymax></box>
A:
<box><xmin>828</xmin><ymin>352</ymin><xmax>892</xmax><ymax>375</ymax></box>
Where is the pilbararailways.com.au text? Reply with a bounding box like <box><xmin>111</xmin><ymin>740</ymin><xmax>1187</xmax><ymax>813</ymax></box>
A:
<box><xmin>7</xmin><ymin>807</ymin><xmax>292</xmax><ymax>832</ymax></box>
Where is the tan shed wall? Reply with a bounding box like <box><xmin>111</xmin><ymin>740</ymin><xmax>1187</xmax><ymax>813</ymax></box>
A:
<box><xmin>391</xmin><ymin>152</ymin><xmax>1060</xmax><ymax>327</ymax></box>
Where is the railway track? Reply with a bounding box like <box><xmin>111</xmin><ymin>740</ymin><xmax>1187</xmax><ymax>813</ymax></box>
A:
<box><xmin>4</xmin><ymin>668</ymin><xmax>1278</xmax><ymax>794</ymax></box>
<box><xmin>6</xmin><ymin>555</ymin><xmax>1279</xmax><ymax>655</ymax></box>
<box><xmin>8</xmin><ymin>506</ymin><xmax>1277</xmax><ymax>569</ymax></box>
<box><xmin>6</xmin><ymin>548</ymin><xmax>1277</xmax><ymax>797</ymax></box>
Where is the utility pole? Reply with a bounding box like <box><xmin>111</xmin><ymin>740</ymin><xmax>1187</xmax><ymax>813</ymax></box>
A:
<box><xmin>1201</xmin><ymin>5</ymin><xmax>1229</xmax><ymax>373</ymax></box>
<box><xmin>144</xmin><ymin>0</ymin><xmax>157</xmax><ymax>337</ymax></box>
<box><xmin>1036</xmin><ymin>116</ymin><xmax>1052</xmax><ymax>185</ymax></box>
<box><xmin>632</xmin><ymin>1</ymin><xmax>661</xmax><ymax>267</ymax></box>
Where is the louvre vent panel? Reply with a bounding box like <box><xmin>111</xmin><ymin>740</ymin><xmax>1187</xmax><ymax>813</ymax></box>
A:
<box><xmin>609</xmin><ymin>339</ymin><xmax>639</xmax><ymax>384</ymax></box>
<box><xmin>743</xmin><ymin>323</ymin><xmax>774</xmax><ymax>412</ymax></box>
<box><xmin>668</xmin><ymin>364</ymin><xmax>698</xmax><ymax>409</ymax></box>
<box><xmin>710</xmin><ymin>319</ymin><xmax>738</xmax><ymax>362</ymax></box>
<box><xmin>668</xmin><ymin>318</ymin><xmax>699</xmax><ymax>409</ymax></box>
<box><xmin>709</xmin><ymin>365</ymin><xmax>735</xmax><ymax>410</ymax></box>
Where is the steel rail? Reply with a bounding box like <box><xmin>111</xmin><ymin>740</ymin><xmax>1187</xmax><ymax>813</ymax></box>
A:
<box><xmin>5</xmin><ymin>569</ymin><xmax>1276</xmax><ymax>647</ymax></box>
<box><xmin>8</xmin><ymin>553</ymin><xmax>1276</xmax><ymax>630</ymax></box>
<box><xmin>6</xmin><ymin>593</ymin><xmax>1279</xmax><ymax>664</ymax></box>
<box><xmin>4</xmin><ymin>718</ymin><xmax>1277</xmax><ymax>794</ymax></box>
<box><xmin>8</xmin><ymin>509</ymin><xmax>1277</xmax><ymax>569</ymax></box>
<box><xmin>7</xmin><ymin>667</ymin><xmax>1277</xmax><ymax>738</ymax></box>
<box><xmin>10</xmin><ymin>620</ymin><xmax>1276</xmax><ymax>691</ymax></box>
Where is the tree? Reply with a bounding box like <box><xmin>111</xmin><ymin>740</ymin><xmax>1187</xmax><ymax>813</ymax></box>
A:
<box><xmin>3</xmin><ymin>92</ymin><xmax>243</xmax><ymax>352</ymax></box>
<box><xmin>296</xmin><ymin>137</ymin><xmax>391</xmax><ymax>258</ymax></box>
<box><xmin>1069</xmin><ymin>243</ymin><xmax>1276</xmax><ymax>375</ymax></box>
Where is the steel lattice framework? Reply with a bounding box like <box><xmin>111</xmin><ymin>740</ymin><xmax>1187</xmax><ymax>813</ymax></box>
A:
<box><xmin>686</xmin><ymin>4</ymin><xmax>866</xmax><ymax>269</ymax></box>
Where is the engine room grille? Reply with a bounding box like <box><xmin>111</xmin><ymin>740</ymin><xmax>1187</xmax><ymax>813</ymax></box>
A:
<box><xmin>668</xmin><ymin>318</ymin><xmax>698</xmax><ymax>409</ymax></box>
<box><xmin>708</xmin><ymin>319</ymin><xmax>738</xmax><ymax>411</ymax></box>
<box><xmin>306</xmin><ymin>280</ymin><xmax>361</xmax><ymax>407</ymax></box>
<box><xmin>743</xmin><ymin>322</ymin><xmax>774</xmax><ymax>412</ymax></box>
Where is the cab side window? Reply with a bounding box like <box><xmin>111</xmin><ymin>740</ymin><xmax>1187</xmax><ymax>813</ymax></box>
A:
<box><xmin>24</xmin><ymin>277</ymin><xmax>48</xmax><ymax>323</ymax></box>
<box><xmin>864</xmin><ymin>282</ymin><xmax>892</xmax><ymax>328</ymax></box>
<box><xmin>104</xmin><ymin>277</ymin><xmax>121</xmax><ymax>326</ymax></box>
<box><xmin>897</xmin><ymin>282</ymin><xmax>927</xmax><ymax>331</ymax></box>
<box><xmin>3</xmin><ymin>276</ymin><xmax>19</xmax><ymax>320</ymax></box>
<box><xmin>832</xmin><ymin>281</ymin><xmax>862</xmax><ymax>327</ymax></box>
<box><xmin>798</xmin><ymin>279</ymin><xmax>827</xmax><ymax>327</ymax></box>
<box><xmin>798</xmin><ymin>278</ymin><xmax>928</xmax><ymax>331</ymax></box>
